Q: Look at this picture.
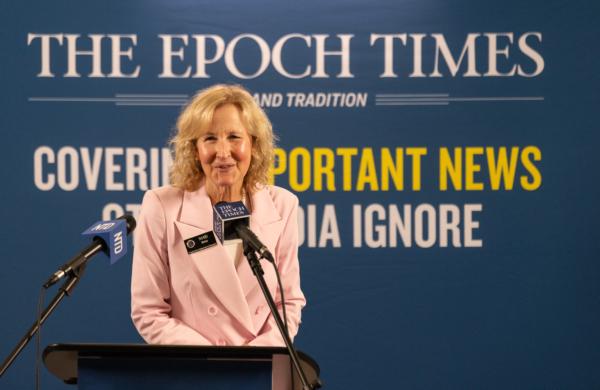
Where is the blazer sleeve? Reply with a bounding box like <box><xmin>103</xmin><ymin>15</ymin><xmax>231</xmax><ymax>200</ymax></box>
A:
<box><xmin>248</xmin><ymin>193</ymin><xmax>306</xmax><ymax>346</ymax></box>
<box><xmin>131</xmin><ymin>190</ymin><xmax>211</xmax><ymax>345</ymax></box>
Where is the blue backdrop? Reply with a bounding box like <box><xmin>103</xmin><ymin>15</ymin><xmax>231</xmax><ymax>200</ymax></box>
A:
<box><xmin>1</xmin><ymin>0</ymin><xmax>599</xmax><ymax>388</ymax></box>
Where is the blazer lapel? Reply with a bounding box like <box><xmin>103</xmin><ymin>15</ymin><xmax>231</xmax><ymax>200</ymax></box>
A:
<box><xmin>237</xmin><ymin>188</ymin><xmax>284</xmax><ymax>302</ymax></box>
<box><xmin>174</xmin><ymin>187</ymin><xmax>255</xmax><ymax>335</ymax></box>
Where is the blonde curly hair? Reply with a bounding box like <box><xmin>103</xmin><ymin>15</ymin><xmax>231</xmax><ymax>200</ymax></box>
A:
<box><xmin>169</xmin><ymin>84</ymin><xmax>275</xmax><ymax>195</ymax></box>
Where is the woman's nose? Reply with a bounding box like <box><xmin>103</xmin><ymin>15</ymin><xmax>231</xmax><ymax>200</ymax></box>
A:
<box><xmin>215</xmin><ymin>138</ymin><xmax>231</xmax><ymax>158</ymax></box>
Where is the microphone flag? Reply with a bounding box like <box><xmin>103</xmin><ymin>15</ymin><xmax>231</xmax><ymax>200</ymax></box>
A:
<box><xmin>213</xmin><ymin>201</ymin><xmax>250</xmax><ymax>243</ymax></box>
<box><xmin>82</xmin><ymin>219</ymin><xmax>128</xmax><ymax>264</ymax></box>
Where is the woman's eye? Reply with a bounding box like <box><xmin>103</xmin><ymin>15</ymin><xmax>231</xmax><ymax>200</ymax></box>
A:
<box><xmin>203</xmin><ymin>136</ymin><xmax>216</xmax><ymax>141</ymax></box>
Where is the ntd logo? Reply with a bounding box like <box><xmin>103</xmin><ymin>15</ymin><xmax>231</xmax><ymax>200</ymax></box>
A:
<box><xmin>113</xmin><ymin>231</ymin><xmax>124</xmax><ymax>254</ymax></box>
<box><xmin>90</xmin><ymin>222</ymin><xmax>115</xmax><ymax>232</ymax></box>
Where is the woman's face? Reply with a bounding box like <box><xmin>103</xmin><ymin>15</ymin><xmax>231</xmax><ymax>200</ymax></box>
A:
<box><xmin>196</xmin><ymin>103</ymin><xmax>253</xmax><ymax>198</ymax></box>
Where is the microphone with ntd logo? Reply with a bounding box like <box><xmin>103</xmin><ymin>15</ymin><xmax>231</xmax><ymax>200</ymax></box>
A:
<box><xmin>43</xmin><ymin>215</ymin><xmax>135</xmax><ymax>288</ymax></box>
<box><xmin>82</xmin><ymin>219</ymin><xmax>127</xmax><ymax>264</ymax></box>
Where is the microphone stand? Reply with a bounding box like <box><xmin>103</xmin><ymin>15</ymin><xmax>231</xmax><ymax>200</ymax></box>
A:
<box><xmin>0</xmin><ymin>264</ymin><xmax>86</xmax><ymax>377</ymax></box>
<box><xmin>242</xmin><ymin>242</ymin><xmax>320</xmax><ymax>390</ymax></box>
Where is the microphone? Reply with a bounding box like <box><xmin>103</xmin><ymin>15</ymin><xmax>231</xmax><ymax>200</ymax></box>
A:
<box><xmin>234</xmin><ymin>223</ymin><xmax>275</xmax><ymax>263</ymax></box>
<box><xmin>43</xmin><ymin>215</ymin><xmax>136</xmax><ymax>289</ymax></box>
<box><xmin>213</xmin><ymin>201</ymin><xmax>275</xmax><ymax>263</ymax></box>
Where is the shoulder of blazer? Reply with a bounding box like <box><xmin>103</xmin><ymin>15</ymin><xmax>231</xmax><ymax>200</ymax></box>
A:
<box><xmin>260</xmin><ymin>185</ymin><xmax>299</xmax><ymax>219</ymax></box>
<box><xmin>149</xmin><ymin>185</ymin><xmax>185</xmax><ymax>204</ymax></box>
<box><xmin>264</xmin><ymin>185</ymin><xmax>298</xmax><ymax>204</ymax></box>
<box><xmin>145</xmin><ymin>185</ymin><xmax>186</xmax><ymax>220</ymax></box>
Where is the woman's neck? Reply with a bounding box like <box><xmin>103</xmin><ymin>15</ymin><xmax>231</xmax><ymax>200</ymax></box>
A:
<box><xmin>206</xmin><ymin>183</ymin><xmax>244</xmax><ymax>205</ymax></box>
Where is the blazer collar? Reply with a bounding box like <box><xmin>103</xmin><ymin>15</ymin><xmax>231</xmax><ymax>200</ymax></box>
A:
<box><xmin>248</xmin><ymin>187</ymin><xmax>281</xmax><ymax>228</ymax></box>
<box><xmin>178</xmin><ymin>185</ymin><xmax>213</xmax><ymax>231</ymax></box>
<box><xmin>178</xmin><ymin>185</ymin><xmax>281</xmax><ymax>230</ymax></box>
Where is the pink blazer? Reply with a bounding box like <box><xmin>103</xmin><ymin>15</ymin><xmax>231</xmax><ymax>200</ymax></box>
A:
<box><xmin>131</xmin><ymin>184</ymin><xmax>305</xmax><ymax>346</ymax></box>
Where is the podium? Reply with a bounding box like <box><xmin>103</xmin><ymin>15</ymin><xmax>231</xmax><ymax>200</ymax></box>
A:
<box><xmin>43</xmin><ymin>343</ymin><xmax>320</xmax><ymax>390</ymax></box>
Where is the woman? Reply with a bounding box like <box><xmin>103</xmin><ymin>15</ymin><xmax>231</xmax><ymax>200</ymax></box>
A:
<box><xmin>131</xmin><ymin>84</ymin><xmax>305</xmax><ymax>346</ymax></box>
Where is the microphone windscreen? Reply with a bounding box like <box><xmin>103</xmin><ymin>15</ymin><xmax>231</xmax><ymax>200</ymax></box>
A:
<box><xmin>82</xmin><ymin>219</ymin><xmax>128</xmax><ymax>264</ymax></box>
<box><xmin>213</xmin><ymin>201</ymin><xmax>250</xmax><ymax>243</ymax></box>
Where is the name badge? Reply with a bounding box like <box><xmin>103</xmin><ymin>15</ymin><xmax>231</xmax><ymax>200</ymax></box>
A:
<box><xmin>184</xmin><ymin>231</ymin><xmax>217</xmax><ymax>254</ymax></box>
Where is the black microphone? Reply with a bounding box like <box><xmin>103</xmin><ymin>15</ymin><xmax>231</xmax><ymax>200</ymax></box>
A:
<box><xmin>234</xmin><ymin>223</ymin><xmax>275</xmax><ymax>263</ymax></box>
<box><xmin>213</xmin><ymin>201</ymin><xmax>275</xmax><ymax>263</ymax></box>
<box><xmin>43</xmin><ymin>215</ymin><xmax>136</xmax><ymax>288</ymax></box>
